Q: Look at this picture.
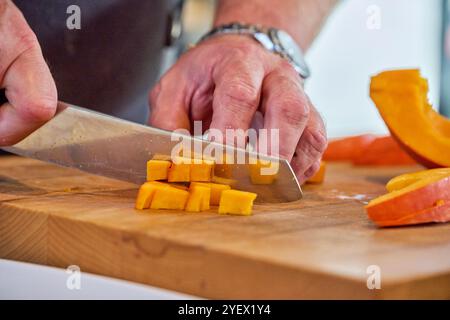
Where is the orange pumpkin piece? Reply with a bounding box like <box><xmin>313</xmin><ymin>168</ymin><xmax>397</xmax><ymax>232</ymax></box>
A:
<box><xmin>370</xmin><ymin>69</ymin><xmax>450</xmax><ymax>168</ymax></box>
<box><xmin>146</xmin><ymin>160</ymin><xmax>171</xmax><ymax>181</ymax></box>
<box><xmin>372</xmin><ymin>201</ymin><xmax>450</xmax><ymax>227</ymax></box>
<box><xmin>135</xmin><ymin>181</ymin><xmax>168</xmax><ymax>210</ymax></box>
<box><xmin>323</xmin><ymin>134</ymin><xmax>376</xmax><ymax>162</ymax></box>
<box><xmin>249</xmin><ymin>160</ymin><xmax>279</xmax><ymax>185</ymax></box>
<box><xmin>366</xmin><ymin>170</ymin><xmax>450</xmax><ymax>227</ymax></box>
<box><xmin>386</xmin><ymin>168</ymin><xmax>450</xmax><ymax>192</ymax></box>
<box><xmin>150</xmin><ymin>186</ymin><xmax>190</xmax><ymax>210</ymax></box>
<box><xmin>190</xmin><ymin>159</ymin><xmax>214</xmax><ymax>182</ymax></box>
<box><xmin>185</xmin><ymin>185</ymin><xmax>211</xmax><ymax>212</ymax></box>
<box><xmin>190</xmin><ymin>182</ymin><xmax>231</xmax><ymax>206</ymax></box>
<box><xmin>218</xmin><ymin>190</ymin><xmax>257</xmax><ymax>216</ymax></box>
<box><xmin>167</xmin><ymin>157</ymin><xmax>191</xmax><ymax>182</ymax></box>
<box><xmin>305</xmin><ymin>161</ymin><xmax>326</xmax><ymax>184</ymax></box>
<box><xmin>353</xmin><ymin>136</ymin><xmax>416</xmax><ymax>166</ymax></box>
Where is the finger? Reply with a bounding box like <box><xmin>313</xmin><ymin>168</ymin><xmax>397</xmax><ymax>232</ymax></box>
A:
<box><xmin>261</xmin><ymin>64</ymin><xmax>310</xmax><ymax>160</ymax></box>
<box><xmin>209</xmin><ymin>57</ymin><xmax>265</xmax><ymax>143</ymax></box>
<box><xmin>291</xmin><ymin>103</ymin><xmax>327</xmax><ymax>183</ymax></box>
<box><xmin>302</xmin><ymin>160</ymin><xmax>322</xmax><ymax>183</ymax></box>
<box><xmin>148</xmin><ymin>67</ymin><xmax>191</xmax><ymax>132</ymax></box>
<box><xmin>189</xmin><ymin>80</ymin><xmax>214</xmax><ymax>132</ymax></box>
<box><xmin>0</xmin><ymin>3</ymin><xmax>57</xmax><ymax>146</ymax></box>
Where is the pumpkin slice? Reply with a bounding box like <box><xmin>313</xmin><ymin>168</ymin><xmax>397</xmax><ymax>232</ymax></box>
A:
<box><xmin>353</xmin><ymin>136</ymin><xmax>416</xmax><ymax>166</ymax></box>
<box><xmin>323</xmin><ymin>134</ymin><xmax>376</xmax><ymax>162</ymax></box>
<box><xmin>190</xmin><ymin>182</ymin><xmax>231</xmax><ymax>206</ymax></box>
<box><xmin>372</xmin><ymin>200</ymin><xmax>450</xmax><ymax>227</ymax></box>
<box><xmin>366</xmin><ymin>173</ymin><xmax>450</xmax><ymax>226</ymax></box>
<box><xmin>386</xmin><ymin>168</ymin><xmax>450</xmax><ymax>192</ymax></box>
<box><xmin>370</xmin><ymin>69</ymin><xmax>450</xmax><ymax>168</ymax></box>
<box><xmin>218</xmin><ymin>190</ymin><xmax>257</xmax><ymax>216</ymax></box>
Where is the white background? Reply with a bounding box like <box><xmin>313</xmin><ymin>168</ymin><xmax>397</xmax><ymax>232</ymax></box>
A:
<box><xmin>306</xmin><ymin>0</ymin><xmax>442</xmax><ymax>137</ymax></box>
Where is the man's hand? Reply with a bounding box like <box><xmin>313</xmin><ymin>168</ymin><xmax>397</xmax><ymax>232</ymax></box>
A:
<box><xmin>0</xmin><ymin>0</ymin><xmax>57</xmax><ymax>146</ymax></box>
<box><xmin>149</xmin><ymin>35</ymin><xmax>327</xmax><ymax>183</ymax></box>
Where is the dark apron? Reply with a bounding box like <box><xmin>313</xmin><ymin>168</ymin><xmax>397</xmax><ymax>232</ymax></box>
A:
<box><xmin>13</xmin><ymin>0</ymin><xmax>181</xmax><ymax>123</ymax></box>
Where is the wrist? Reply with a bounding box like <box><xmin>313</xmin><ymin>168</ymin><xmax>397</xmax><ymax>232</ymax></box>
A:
<box><xmin>198</xmin><ymin>23</ymin><xmax>311</xmax><ymax>79</ymax></box>
<box><xmin>215</xmin><ymin>0</ymin><xmax>306</xmax><ymax>50</ymax></box>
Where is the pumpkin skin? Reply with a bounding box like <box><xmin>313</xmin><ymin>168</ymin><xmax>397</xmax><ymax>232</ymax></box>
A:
<box><xmin>352</xmin><ymin>136</ymin><xmax>416</xmax><ymax>166</ymax></box>
<box><xmin>370</xmin><ymin>69</ymin><xmax>450</xmax><ymax>168</ymax></box>
<box><xmin>323</xmin><ymin>134</ymin><xmax>415</xmax><ymax>166</ymax></box>
<box><xmin>323</xmin><ymin>134</ymin><xmax>376</xmax><ymax>162</ymax></box>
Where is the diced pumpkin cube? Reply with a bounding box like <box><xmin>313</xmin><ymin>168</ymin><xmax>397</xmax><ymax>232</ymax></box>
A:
<box><xmin>150</xmin><ymin>186</ymin><xmax>189</xmax><ymax>210</ymax></box>
<box><xmin>168</xmin><ymin>157</ymin><xmax>191</xmax><ymax>182</ymax></box>
<box><xmin>135</xmin><ymin>181</ymin><xmax>168</xmax><ymax>210</ymax></box>
<box><xmin>190</xmin><ymin>182</ymin><xmax>231</xmax><ymax>206</ymax></box>
<box><xmin>186</xmin><ymin>186</ymin><xmax>211</xmax><ymax>212</ymax></box>
<box><xmin>190</xmin><ymin>159</ymin><xmax>214</xmax><ymax>182</ymax></box>
<box><xmin>218</xmin><ymin>190</ymin><xmax>257</xmax><ymax>216</ymax></box>
<box><xmin>146</xmin><ymin>160</ymin><xmax>171</xmax><ymax>181</ymax></box>
<box><xmin>249</xmin><ymin>160</ymin><xmax>279</xmax><ymax>185</ymax></box>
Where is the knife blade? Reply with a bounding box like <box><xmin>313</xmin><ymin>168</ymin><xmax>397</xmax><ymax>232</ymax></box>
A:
<box><xmin>1</xmin><ymin>102</ymin><xmax>302</xmax><ymax>203</ymax></box>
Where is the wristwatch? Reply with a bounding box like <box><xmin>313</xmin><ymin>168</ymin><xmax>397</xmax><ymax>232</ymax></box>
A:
<box><xmin>198</xmin><ymin>22</ymin><xmax>311</xmax><ymax>79</ymax></box>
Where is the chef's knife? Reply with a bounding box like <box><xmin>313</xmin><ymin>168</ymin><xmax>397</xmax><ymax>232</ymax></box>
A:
<box><xmin>1</xmin><ymin>102</ymin><xmax>302</xmax><ymax>203</ymax></box>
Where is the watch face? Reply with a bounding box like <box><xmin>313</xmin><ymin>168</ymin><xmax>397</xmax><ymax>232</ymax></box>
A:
<box><xmin>275</xmin><ymin>30</ymin><xmax>310</xmax><ymax>78</ymax></box>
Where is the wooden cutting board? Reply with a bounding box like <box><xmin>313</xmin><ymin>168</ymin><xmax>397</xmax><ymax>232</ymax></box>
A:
<box><xmin>0</xmin><ymin>156</ymin><xmax>449</xmax><ymax>299</ymax></box>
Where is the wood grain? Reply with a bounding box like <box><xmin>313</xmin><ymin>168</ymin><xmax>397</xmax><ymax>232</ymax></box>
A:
<box><xmin>0</xmin><ymin>156</ymin><xmax>449</xmax><ymax>299</ymax></box>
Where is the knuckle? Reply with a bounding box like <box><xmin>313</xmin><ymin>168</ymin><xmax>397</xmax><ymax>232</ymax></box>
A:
<box><xmin>15</xmin><ymin>30</ymin><xmax>40</xmax><ymax>54</ymax></box>
<box><xmin>304</xmin><ymin>161</ymin><xmax>321</xmax><ymax>179</ymax></box>
<box><xmin>304</xmin><ymin>128</ymin><xmax>328</xmax><ymax>156</ymax></box>
<box><xmin>228</xmin><ymin>43</ymin><xmax>259</xmax><ymax>58</ymax></box>
<box><xmin>278</xmin><ymin>97</ymin><xmax>310</xmax><ymax>128</ymax></box>
<box><xmin>221</xmin><ymin>80</ymin><xmax>259</xmax><ymax>111</ymax></box>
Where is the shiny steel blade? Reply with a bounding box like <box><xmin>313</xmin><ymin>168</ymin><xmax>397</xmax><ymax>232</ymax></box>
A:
<box><xmin>2</xmin><ymin>102</ymin><xmax>302</xmax><ymax>203</ymax></box>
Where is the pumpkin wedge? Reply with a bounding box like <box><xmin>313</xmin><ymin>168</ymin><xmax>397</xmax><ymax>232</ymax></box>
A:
<box><xmin>386</xmin><ymin>168</ymin><xmax>450</xmax><ymax>192</ymax></box>
<box><xmin>323</xmin><ymin>134</ymin><xmax>376</xmax><ymax>162</ymax></box>
<box><xmin>373</xmin><ymin>201</ymin><xmax>450</xmax><ymax>227</ymax></box>
<box><xmin>353</xmin><ymin>136</ymin><xmax>416</xmax><ymax>166</ymax></box>
<box><xmin>370</xmin><ymin>69</ymin><xmax>450</xmax><ymax>168</ymax></box>
<box><xmin>366</xmin><ymin>173</ymin><xmax>450</xmax><ymax>227</ymax></box>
